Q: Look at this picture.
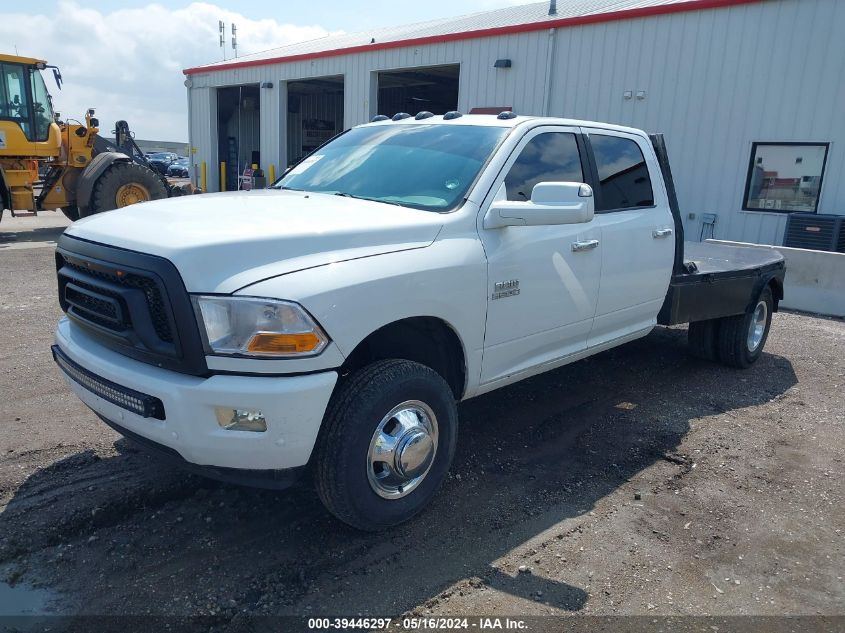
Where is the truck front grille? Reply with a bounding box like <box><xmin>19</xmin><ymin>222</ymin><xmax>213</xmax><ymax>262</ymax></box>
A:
<box><xmin>63</xmin><ymin>259</ymin><xmax>173</xmax><ymax>343</ymax></box>
<box><xmin>55</xmin><ymin>235</ymin><xmax>209</xmax><ymax>377</ymax></box>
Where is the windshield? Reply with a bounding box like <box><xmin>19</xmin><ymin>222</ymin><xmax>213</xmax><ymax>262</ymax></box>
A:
<box><xmin>276</xmin><ymin>124</ymin><xmax>508</xmax><ymax>212</ymax></box>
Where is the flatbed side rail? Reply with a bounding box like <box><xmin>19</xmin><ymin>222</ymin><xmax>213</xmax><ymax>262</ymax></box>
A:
<box><xmin>657</xmin><ymin>259</ymin><xmax>785</xmax><ymax>326</ymax></box>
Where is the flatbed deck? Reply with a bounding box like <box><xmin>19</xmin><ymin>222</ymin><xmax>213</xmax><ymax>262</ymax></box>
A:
<box><xmin>658</xmin><ymin>240</ymin><xmax>785</xmax><ymax>326</ymax></box>
<box><xmin>683</xmin><ymin>241</ymin><xmax>784</xmax><ymax>277</ymax></box>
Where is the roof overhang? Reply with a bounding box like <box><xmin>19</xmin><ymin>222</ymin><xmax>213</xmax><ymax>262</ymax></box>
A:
<box><xmin>183</xmin><ymin>0</ymin><xmax>766</xmax><ymax>76</ymax></box>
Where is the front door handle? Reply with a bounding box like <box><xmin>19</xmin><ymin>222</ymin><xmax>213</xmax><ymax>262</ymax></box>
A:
<box><xmin>652</xmin><ymin>228</ymin><xmax>673</xmax><ymax>238</ymax></box>
<box><xmin>571</xmin><ymin>239</ymin><xmax>600</xmax><ymax>252</ymax></box>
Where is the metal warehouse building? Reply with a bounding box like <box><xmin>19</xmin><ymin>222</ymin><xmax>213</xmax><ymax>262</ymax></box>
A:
<box><xmin>183</xmin><ymin>0</ymin><xmax>844</xmax><ymax>246</ymax></box>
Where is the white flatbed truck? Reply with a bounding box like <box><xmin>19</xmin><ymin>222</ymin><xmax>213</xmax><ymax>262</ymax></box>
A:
<box><xmin>52</xmin><ymin>112</ymin><xmax>785</xmax><ymax>529</ymax></box>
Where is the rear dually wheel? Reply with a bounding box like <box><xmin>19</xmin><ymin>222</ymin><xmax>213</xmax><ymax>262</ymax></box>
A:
<box><xmin>716</xmin><ymin>286</ymin><xmax>774</xmax><ymax>368</ymax></box>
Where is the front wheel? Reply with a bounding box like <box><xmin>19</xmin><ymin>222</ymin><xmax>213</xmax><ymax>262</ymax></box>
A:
<box><xmin>314</xmin><ymin>359</ymin><xmax>458</xmax><ymax>531</ymax></box>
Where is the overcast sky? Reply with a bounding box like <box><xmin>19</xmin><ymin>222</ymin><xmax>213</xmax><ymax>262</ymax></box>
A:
<box><xmin>1</xmin><ymin>0</ymin><xmax>524</xmax><ymax>143</ymax></box>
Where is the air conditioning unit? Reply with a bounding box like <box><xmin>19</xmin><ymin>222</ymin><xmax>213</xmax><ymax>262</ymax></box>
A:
<box><xmin>783</xmin><ymin>213</ymin><xmax>845</xmax><ymax>252</ymax></box>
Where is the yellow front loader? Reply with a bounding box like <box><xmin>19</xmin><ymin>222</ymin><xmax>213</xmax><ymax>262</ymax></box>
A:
<box><xmin>0</xmin><ymin>53</ymin><xmax>179</xmax><ymax>222</ymax></box>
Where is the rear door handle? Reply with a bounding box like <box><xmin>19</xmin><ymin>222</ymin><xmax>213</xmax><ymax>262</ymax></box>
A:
<box><xmin>571</xmin><ymin>239</ymin><xmax>600</xmax><ymax>252</ymax></box>
<box><xmin>652</xmin><ymin>228</ymin><xmax>673</xmax><ymax>238</ymax></box>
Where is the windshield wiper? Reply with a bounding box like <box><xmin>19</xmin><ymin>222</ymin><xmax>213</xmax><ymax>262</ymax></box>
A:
<box><xmin>333</xmin><ymin>192</ymin><xmax>403</xmax><ymax>207</ymax></box>
<box><xmin>278</xmin><ymin>185</ymin><xmax>303</xmax><ymax>191</ymax></box>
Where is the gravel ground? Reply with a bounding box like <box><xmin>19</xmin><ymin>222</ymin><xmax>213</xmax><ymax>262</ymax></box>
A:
<box><xmin>0</xmin><ymin>217</ymin><xmax>843</xmax><ymax>626</ymax></box>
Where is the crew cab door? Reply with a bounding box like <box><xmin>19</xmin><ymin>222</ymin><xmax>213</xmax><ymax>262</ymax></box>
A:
<box><xmin>478</xmin><ymin>126</ymin><xmax>601</xmax><ymax>385</ymax></box>
<box><xmin>582</xmin><ymin>130</ymin><xmax>675</xmax><ymax>347</ymax></box>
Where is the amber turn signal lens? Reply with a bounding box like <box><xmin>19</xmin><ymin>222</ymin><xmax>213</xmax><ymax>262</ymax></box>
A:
<box><xmin>246</xmin><ymin>332</ymin><xmax>322</xmax><ymax>354</ymax></box>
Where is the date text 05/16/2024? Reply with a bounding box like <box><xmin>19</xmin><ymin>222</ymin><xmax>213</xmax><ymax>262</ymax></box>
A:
<box><xmin>307</xmin><ymin>617</ymin><xmax>528</xmax><ymax>630</ymax></box>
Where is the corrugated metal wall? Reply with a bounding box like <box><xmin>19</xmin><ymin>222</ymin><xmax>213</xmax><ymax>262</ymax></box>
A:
<box><xmin>544</xmin><ymin>0</ymin><xmax>845</xmax><ymax>244</ymax></box>
<box><xmin>187</xmin><ymin>0</ymin><xmax>844</xmax><ymax>246</ymax></box>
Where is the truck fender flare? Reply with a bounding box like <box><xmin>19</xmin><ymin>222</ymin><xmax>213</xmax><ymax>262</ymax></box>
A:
<box><xmin>752</xmin><ymin>271</ymin><xmax>784</xmax><ymax>313</ymax></box>
<box><xmin>77</xmin><ymin>152</ymin><xmax>131</xmax><ymax>215</ymax></box>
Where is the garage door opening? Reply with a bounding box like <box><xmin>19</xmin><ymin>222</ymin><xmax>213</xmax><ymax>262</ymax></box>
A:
<box><xmin>217</xmin><ymin>84</ymin><xmax>260</xmax><ymax>191</ymax></box>
<box><xmin>286</xmin><ymin>75</ymin><xmax>344</xmax><ymax>167</ymax></box>
<box><xmin>376</xmin><ymin>64</ymin><xmax>459</xmax><ymax>117</ymax></box>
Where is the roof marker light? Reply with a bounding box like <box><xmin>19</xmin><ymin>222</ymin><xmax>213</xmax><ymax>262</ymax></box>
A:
<box><xmin>392</xmin><ymin>112</ymin><xmax>412</xmax><ymax>121</ymax></box>
<box><xmin>371</xmin><ymin>115</ymin><xmax>390</xmax><ymax>122</ymax></box>
<box><xmin>497</xmin><ymin>111</ymin><xmax>518</xmax><ymax>120</ymax></box>
<box><xmin>443</xmin><ymin>111</ymin><xmax>463</xmax><ymax>120</ymax></box>
<box><xmin>415</xmin><ymin>111</ymin><xmax>434</xmax><ymax>120</ymax></box>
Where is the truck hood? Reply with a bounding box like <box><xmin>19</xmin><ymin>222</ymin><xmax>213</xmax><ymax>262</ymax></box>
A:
<box><xmin>66</xmin><ymin>190</ymin><xmax>444</xmax><ymax>293</ymax></box>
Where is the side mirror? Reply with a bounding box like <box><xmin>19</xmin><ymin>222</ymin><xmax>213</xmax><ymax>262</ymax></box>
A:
<box><xmin>484</xmin><ymin>182</ymin><xmax>595</xmax><ymax>229</ymax></box>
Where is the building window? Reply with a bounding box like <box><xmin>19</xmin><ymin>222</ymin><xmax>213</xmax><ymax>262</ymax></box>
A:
<box><xmin>589</xmin><ymin>134</ymin><xmax>654</xmax><ymax>211</ymax></box>
<box><xmin>743</xmin><ymin>142</ymin><xmax>829</xmax><ymax>213</ymax></box>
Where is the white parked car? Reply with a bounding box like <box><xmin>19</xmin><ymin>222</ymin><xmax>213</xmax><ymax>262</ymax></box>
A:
<box><xmin>52</xmin><ymin>113</ymin><xmax>785</xmax><ymax>530</ymax></box>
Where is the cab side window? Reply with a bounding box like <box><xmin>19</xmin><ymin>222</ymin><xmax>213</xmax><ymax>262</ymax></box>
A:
<box><xmin>590</xmin><ymin>134</ymin><xmax>654</xmax><ymax>211</ymax></box>
<box><xmin>504</xmin><ymin>132</ymin><xmax>584</xmax><ymax>201</ymax></box>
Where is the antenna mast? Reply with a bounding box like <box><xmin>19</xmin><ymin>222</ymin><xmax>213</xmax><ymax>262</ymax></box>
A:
<box><xmin>219</xmin><ymin>20</ymin><xmax>226</xmax><ymax>60</ymax></box>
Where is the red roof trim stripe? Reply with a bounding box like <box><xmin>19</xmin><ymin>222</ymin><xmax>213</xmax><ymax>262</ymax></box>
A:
<box><xmin>183</xmin><ymin>0</ymin><xmax>765</xmax><ymax>75</ymax></box>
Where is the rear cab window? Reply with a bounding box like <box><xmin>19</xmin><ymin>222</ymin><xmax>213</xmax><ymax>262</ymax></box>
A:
<box><xmin>589</xmin><ymin>133</ymin><xmax>655</xmax><ymax>211</ymax></box>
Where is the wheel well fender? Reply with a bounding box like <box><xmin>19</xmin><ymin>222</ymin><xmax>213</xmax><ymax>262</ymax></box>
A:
<box><xmin>341</xmin><ymin>317</ymin><xmax>467</xmax><ymax>400</ymax></box>
<box><xmin>767</xmin><ymin>276</ymin><xmax>784</xmax><ymax>312</ymax></box>
<box><xmin>749</xmin><ymin>273</ymin><xmax>783</xmax><ymax>314</ymax></box>
<box><xmin>77</xmin><ymin>152</ymin><xmax>131</xmax><ymax>215</ymax></box>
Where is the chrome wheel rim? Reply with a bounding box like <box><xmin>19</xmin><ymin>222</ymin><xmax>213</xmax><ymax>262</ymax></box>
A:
<box><xmin>747</xmin><ymin>300</ymin><xmax>768</xmax><ymax>352</ymax></box>
<box><xmin>367</xmin><ymin>400</ymin><xmax>438</xmax><ymax>499</ymax></box>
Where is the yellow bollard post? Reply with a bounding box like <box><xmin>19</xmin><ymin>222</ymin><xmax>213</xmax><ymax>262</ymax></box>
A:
<box><xmin>268</xmin><ymin>164</ymin><xmax>275</xmax><ymax>184</ymax></box>
<box><xmin>200</xmin><ymin>161</ymin><xmax>207</xmax><ymax>192</ymax></box>
<box><xmin>220</xmin><ymin>161</ymin><xmax>226</xmax><ymax>192</ymax></box>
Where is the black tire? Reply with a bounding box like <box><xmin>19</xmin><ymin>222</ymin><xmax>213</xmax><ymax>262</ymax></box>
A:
<box><xmin>61</xmin><ymin>206</ymin><xmax>80</xmax><ymax>222</ymax></box>
<box><xmin>688</xmin><ymin>318</ymin><xmax>720</xmax><ymax>361</ymax></box>
<box><xmin>314</xmin><ymin>359</ymin><xmax>458</xmax><ymax>531</ymax></box>
<box><xmin>84</xmin><ymin>162</ymin><xmax>168</xmax><ymax>217</ymax></box>
<box><xmin>716</xmin><ymin>286</ymin><xmax>774</xmax><ymax>368</ymax></box>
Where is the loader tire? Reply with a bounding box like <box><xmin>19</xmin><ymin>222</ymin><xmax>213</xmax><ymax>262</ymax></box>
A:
<box><xmin>61</xmin><ymin>206</ymin><xmax>80</xmax><ymax>222</ymax></box>
<box><xmin>84</xmin><ymin>162</ymin><xmax>167</xmax><ymax>217</ymax></box>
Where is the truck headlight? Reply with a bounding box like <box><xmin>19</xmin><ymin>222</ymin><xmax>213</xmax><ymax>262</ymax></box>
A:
<box><xmin>192</xmin><ymin>296</ymin><xmax>328</xmax><ymax>357</ymax></box>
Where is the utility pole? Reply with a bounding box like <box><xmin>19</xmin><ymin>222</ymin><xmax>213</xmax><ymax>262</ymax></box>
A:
<box><xmin>231</xmin><ymin>23</ymin><xmax>238</xmax><ymax>58</ymax></box>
